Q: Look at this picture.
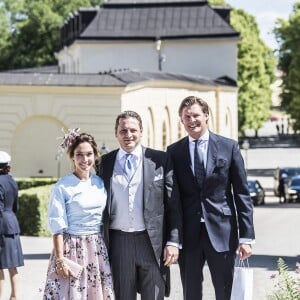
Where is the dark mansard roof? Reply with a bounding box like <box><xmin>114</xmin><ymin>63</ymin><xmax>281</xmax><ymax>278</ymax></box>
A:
<box><xmin>60</xmin><ymin>1</ymin><xmax>238</xmax><ymax>48</ymax></box>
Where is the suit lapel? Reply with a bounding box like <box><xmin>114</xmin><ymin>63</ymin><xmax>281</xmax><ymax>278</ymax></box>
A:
<box><xmin>103</xmin><ymin>150</ymin><xmax>118</xmax><ymax>215</ymax></box>
<box><xmin>182</xmin><ymin>137</ymin><xmax>192</xmax><ymax>168</ymax></box>
<box><xmin>180</xmin><ymin>137</ymin><xmax>199</xmax><ymax>186</ymax></box>
<box><xmin>206</xmin><ymin>132</ymin><xmax>218</xmax><ymax>177</ymax></box>
<box><xmin>143</xmin><ymin>147</ymin><xmax>156</xmax><ymax>207</ymax></box>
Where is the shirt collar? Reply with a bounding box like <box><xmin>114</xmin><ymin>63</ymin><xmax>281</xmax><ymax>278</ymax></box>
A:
<box><xmin>118</xmin><ymin>144</ymin><xmax>143</xmax><ymax>160</ymax></box>
<box><xmin>188</xmin><ymin>130</ymin><xmax>210</xmax><ymax>143</ymax></box>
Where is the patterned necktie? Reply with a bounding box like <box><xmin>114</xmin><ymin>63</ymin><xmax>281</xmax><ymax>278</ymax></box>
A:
<box><xmin>194</xmin><ymin>139</ymin><xmax>206</xmax><ymax>186</ymax></box>
<box><xmin>124</xmin><ymin>153</ymin><xmax>134</xmax><ymax>179</ymax></box>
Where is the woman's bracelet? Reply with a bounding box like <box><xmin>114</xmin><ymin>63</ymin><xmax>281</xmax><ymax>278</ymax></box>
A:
<box><xmin>55</xmin><ymin>257</ymin><xmax>66</xmax><ymax>269</ymax></box>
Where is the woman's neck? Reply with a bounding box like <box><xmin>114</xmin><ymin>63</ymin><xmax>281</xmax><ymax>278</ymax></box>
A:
<box><xmin>74</xmin><ymin>170</ymin><xmax>90</xmax><ymax>180</ymax></box>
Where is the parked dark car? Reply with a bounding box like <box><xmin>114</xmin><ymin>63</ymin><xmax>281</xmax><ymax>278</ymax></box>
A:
<box><xmin>273</xmin><ymin>167</ymin><xmax>300</xmax><ymax>196</ymax></box>
<box><xmin>247</xmin><ymin>179</ymin><xmax>265</xmax><ymax>206</ymax></box>
<box><xmin>284</xmin><ymin>175</ymin><xmax>300</xmax><ymax>203</ymax></box>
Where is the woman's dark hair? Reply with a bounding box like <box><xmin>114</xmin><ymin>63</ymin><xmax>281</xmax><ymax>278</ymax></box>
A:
<box><xmin>66</xmin><ymin>133</ymin><xmax>100</xmax><ymax>163</ymax></box>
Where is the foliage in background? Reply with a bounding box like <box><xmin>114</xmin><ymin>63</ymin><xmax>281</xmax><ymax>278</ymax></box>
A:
<box><xmin>268</xmin><ymin>258</ymin><xmax>300</xmax><ymax>300</ymax></box>
<box><xmin>16</xmin><ymin>177</ymin><xmax>57</xmax><ymax>190</ymax></box>
<box><xmin>231</xmin><ymin>9</ymin><xmax>276</xmax><ymax>136</ymax></box>
<box><xmin>275</xmin><ymin>3</ymin><xmax>300</xmax><ymax>133</ymax></box>
<box><xmin>17</xmin><ymin>184</ymin><xmax>53</xmax><ymax>237</ymax></box>
<box><xmin>209</xmin><ymin>0</ymin><xmax>276</xmax><ymax>136</ymax></box>
<box><xmin>0</xmin><ymin>0</ymin><xmax>104</xmax><ymax>70</ymax></box>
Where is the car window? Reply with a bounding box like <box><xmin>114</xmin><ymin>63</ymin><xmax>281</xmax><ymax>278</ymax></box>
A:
<box><xmin>291</xmin><ymin>178</ymin><xmax>300</xmax><ymax>185</ymax></box>
<box><xmin>247</xmin><ymin>181</ymin><xmax>255</xmax><ymax>189</ymax></box>
<box><xmin>282</xmin><ymin>168</ymin><xmax>300</xmax><ymax>177</ymax></box>
<box><xmin>255</xmin><ymin>182</ymin><xmax>261</xmax><ymax>189</ymax></box>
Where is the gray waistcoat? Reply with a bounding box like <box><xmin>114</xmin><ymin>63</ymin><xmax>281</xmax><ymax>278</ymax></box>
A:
<box><xmin>110</xmin><ymin>158</ymin><xmax>145</xmax><ymax>232</ymax></box>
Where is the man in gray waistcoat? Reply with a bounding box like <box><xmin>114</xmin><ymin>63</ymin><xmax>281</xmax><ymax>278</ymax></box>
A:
<box><xmin>97</xmin><ymin>110</ymin><xmax>182</xmax><ymax>300</ymax></box>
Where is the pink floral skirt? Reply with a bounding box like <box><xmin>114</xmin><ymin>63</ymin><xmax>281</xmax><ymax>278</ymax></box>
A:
<box><xmin>43</xmin><ymin>233</ymin><xmax>114</xmax><ymax>300</ymax></box>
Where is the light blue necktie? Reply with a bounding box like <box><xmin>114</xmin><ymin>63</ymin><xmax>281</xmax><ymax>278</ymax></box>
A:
<box><xmin>124</xmin><ymin>153</ymin><xmax>134</xmax><ymax>179</ymax></box>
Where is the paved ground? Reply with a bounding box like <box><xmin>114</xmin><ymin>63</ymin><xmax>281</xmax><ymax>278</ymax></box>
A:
<box><xmin>2</xmin><ymin>195</ymin><xmax>299</xmax><ymax>300</ymax></box>
<box><xmin>1</xmin><ymin>148</ymin><xmax>300</xmax><ymax>299</ymax></box>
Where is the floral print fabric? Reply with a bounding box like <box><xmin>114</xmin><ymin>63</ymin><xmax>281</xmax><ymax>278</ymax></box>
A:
<box><xmin>43</xmin><ymin>233</ymin><xmax>114</xmax><ymax>300</ymax></box>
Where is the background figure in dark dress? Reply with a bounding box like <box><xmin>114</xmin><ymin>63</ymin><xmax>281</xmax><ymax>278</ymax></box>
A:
<box><xmin>0</xmin><ymin>151</ymin><xmax>24</xmax><ymax>300</ymax></box>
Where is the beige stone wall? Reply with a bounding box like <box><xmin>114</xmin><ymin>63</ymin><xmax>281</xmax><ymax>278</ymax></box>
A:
<box><xmin>0</xmin><ymin>82</ymin><xmax>237</xmax><ymax>177</ymax></box>
<box><xmin>0</xmin><ymin>85</ymin><xmax>122</xmax><ymax>177</ymax></box>
<box><xmin>59</xmin><ymin>39</ymin><xmax>238</xmax><ymax>80</ymax></box>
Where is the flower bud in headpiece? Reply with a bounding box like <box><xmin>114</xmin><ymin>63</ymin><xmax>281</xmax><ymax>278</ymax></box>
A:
<box><xmin>56</xmin><ymin>128</ymin><xmax>80</xmax><ymax>159</ymax></box>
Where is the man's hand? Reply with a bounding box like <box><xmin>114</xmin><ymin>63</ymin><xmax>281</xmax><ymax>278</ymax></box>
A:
<box><xmin>238</xmin><ymin>243</ymin><xmax>252</xmax><ymax>260</ymax></box>
<box><xmin>163</xmin><ymin>245</ymin><xmax>179</xmax><ymax>267</ymax></box>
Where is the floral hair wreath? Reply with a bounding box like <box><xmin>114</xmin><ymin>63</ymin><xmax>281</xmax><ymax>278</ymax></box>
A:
<box><xmin>56</xmin><ymin>128</ymin><xmax>80</xmax><ymax>159</ymax></box>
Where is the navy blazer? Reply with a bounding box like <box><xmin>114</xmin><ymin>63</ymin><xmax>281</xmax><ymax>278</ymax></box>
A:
<box><xmin>0</xmin><ymin>174</ymin><xmax>21</xmax><ymax>235</ymax></box>
<box><xmin>167</xmin><ymin>132</ymin><xmax>255</xmax><ymax>253</ymax></box>
<box><xmin>97</xmin><ymin>146</ymin><xmax>182</xmax><ymax>296</ymax></box>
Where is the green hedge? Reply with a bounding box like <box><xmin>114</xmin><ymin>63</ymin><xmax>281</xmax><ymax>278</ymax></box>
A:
<box><xmin>17</xmin><ymin>184</ymin><xmax>53</xmax><ymax>237</ymax></box>
<box><xmin>16</xmin><ymin>177</ymin><xmax>58</xmax><ymax>190</ymax></box>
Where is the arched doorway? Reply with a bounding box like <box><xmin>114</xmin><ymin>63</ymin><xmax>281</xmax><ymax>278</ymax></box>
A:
<box><xmin>11</xmin><ymin>116</ymin><xmax>71</xmax><ymax>177</ymax></box>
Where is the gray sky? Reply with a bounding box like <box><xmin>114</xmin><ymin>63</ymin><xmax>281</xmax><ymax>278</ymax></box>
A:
<box><xmin>226</xmin><ymin>0</ymin><xmax>296</xmax><ymax>49</ymax></box>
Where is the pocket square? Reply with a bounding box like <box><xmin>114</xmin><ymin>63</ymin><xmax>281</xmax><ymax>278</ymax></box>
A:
<box><xmin>154</xmin><ymin>174</ymin><xmax>163</xmax><ymax>181</ymax></box>
<box><xmin>216</xmin><ymin>158</ymin><xmax>227</xmax><ymax>168</ymax></box>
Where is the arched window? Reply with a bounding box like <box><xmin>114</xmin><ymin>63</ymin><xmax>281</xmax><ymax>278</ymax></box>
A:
<box><xmin>162</xmin><ymin>107</ymin><xmax>171</xmax><ymax>150</ymax></box>
<box><xmin>178</xmin><ymin>121</ymin><xmax>183</xmax><ymax>139</ymax></box>
<box><xmin>162</xmin><ymin>122</ymin><xmax>167</xmax><ymax>150</ymax></box>
<box><xmin>147</xmin><ymin>107</ymin><xmax>155</xmax><ymax>147</ymax></box>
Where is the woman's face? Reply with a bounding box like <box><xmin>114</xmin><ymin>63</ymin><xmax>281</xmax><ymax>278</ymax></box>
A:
<box><xmin>72</xmin><ymin>142</ymin><xmax>95</xmax><ymax>174</ymax></box>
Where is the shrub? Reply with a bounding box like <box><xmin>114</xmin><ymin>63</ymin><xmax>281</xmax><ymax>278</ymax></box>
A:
<box><xmin>16</xmin><ymin>177</ymin><xmax>57</xmax><ymax>190</ymax></box>
<box><xmin>268</xmin><ymin>258</ymin><xmax>300</xmax><ymax>300</ymax></box>
<box><xmin>17</xmin><ymin>185</ymin><xmax>53</xmax><ymax>237</ymax></box>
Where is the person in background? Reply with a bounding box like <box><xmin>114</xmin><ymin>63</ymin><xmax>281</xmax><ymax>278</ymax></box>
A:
<box><xmin>167</xmin><ymin>96</ymin><xmax>255</xmax><ymax>300</ymax></box>
<box><xmin>43</xmin><ymin>129</ymin><xmax>114</xmax><ymax>299</ymax></box>
<box><xmin>278</xmin><ymin>172</ymin><xmax>287</xmax><ymax>203</ymax></box>
<box><xmin>97</xmin><ymin>111</ymin><xmax>182</xmax><ymax>300</ymax></box>
<box><xmin>0</xmin><ymin>151</ymin><xmax>24</xmax><ymax>300</ymax></box>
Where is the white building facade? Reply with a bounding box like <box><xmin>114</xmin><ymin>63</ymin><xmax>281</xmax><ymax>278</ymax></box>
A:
<box><xmin>0</xmin><ymin>0</ymin><xmax>239</xmax><ymax>177</ymax></box>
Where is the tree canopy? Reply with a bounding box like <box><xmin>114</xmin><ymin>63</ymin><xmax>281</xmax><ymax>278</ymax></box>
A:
<box><xmin>275</xmin><ymin>2</ymin><xmax>300</xmax><ymax>133</ymax></box>
<box><xmin>209</xmin><ymin>0</ymin><xmax>276</xmax><ymax>136</ymax></box>
<box><xmin>0</xmin><ymin>0</ymin><xmax>103</xmax><ymax>70</ymax></box>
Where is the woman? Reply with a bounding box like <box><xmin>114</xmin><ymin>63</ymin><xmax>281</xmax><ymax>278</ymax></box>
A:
<box><xmin>0</xmin><ymin>151</ymin><xmax>24</xmax><ymax>300</ymax></box>
<box><xmin>43</xmin><ymin>129</ymin><xmax>114</xmax><ymax>299</ymax></box>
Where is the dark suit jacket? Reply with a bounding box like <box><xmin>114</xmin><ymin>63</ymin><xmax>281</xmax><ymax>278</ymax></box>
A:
<box><xmin>167</xmin><ymin>132</ymin><xmax>255</xmax><ymax>253</ymax></box>
<box><xmin>97</xmin><ymin>146</ymin><xmax>182</xmax><ymax>296</ymax></box>
<box><xmin>0</xmin><ymin>174</ymin><xmax>21</xmax><ymax>235</ymax></box>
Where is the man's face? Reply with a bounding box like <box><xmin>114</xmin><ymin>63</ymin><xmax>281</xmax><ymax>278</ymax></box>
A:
<box><xmin>115</xmin><ymin>117</ymin><xmax>143</xmax><ymax>152</ymax></box>
<box><xmin>181</xmin><ymin>103</ymin><xmax>209</xmax><ymax>139</ymax></box>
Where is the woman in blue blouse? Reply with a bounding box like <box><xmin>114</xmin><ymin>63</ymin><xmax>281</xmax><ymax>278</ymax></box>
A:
<box><xmin>43</xmin><ymin>130</ymin><xmax>114</xmax><ymax>299</ymax></box>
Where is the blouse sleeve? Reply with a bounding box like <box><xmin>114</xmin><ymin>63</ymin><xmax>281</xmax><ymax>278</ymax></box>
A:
<box><xmin>48</xmin><ymin>184</ymin><xmax>68</xmax><ymax>234</ymax></box>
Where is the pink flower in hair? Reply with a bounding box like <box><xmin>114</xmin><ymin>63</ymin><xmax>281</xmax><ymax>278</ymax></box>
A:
<box><xmin>56</xmin><ymin>128</ymin><xmax>80</xmax><ymax>159</ymax></box>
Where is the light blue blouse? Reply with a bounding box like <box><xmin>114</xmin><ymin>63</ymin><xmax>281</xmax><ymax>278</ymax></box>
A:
<box><xmin>48</xmin><ymin>173</ymin><xmax>107</xmax><ymax>235</ymax></box>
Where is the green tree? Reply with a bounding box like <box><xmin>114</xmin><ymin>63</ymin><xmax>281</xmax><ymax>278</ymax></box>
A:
<box><xmin>0</xmin><ymin>0</ymin><xmax>26</xmax><ymax>64</ymax></box>
<box><xmin>232</xmin><ymin>9</ymin><xmax>276</xmax><ymax>136</ymax></box>
<box><xmin>275</xmin><ymin>3</ymin><xmax>300</xmax><ymax>133</ymax></box>
<box><xmin>0</xmin><ymin>0</ymin><xmax>103</xmax><ymax>70</ymax></box>
<box><xmin>209</xmin><ymin>0</ymin><xmax>276</xmax><ymax>136</ymax></box>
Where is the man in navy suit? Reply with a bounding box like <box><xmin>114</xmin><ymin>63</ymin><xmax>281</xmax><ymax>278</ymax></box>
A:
<box><xmin>167</xmin><ymin>96</ymin><xmax>255</xmax><ymax>300</ymax></box>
